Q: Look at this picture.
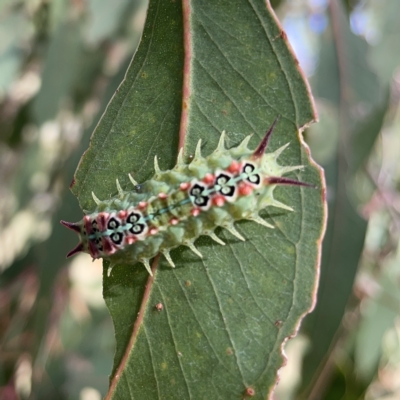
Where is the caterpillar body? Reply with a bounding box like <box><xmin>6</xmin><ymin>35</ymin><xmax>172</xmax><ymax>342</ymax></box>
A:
<box><xmin>61</xmin><ymin>118</ymin><xmax>313</xmax><ymax>276</ymax></box>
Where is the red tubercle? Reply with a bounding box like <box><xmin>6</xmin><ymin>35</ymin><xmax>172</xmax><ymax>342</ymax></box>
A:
<box><xmin>125</xmin><ymin>236</ymin><xmax>137</xmax><ymax>245</ymax></box>
<box><xmin>118</xmin><ymin>210</ymin><xmax>128</xmax><ymax>219</ymax></box>
<box><xmin>213</xmin><ymin>195</ymin><xmax>225</xmax><ymax>207</ymax></box>
<box><xmin>238</xmin><ymin>182</ymin><xmax>253</xmax><ymax>196</ymax></box>
<box><xmin>170</xmin><ymin>218</ymin><xmax>179</xmax><ymax>226</ymax></box>
<box><xmin>149</xmin><ymin>227</ymin><xmax>158</xmax><ymax>235</ymax></box>
<box><xmin>180</xmin><ymin>182</ymin><xmax>190</xmax><ymax>191</ymax></box>
<box><xmin>228</xmin><ymin>160</ymin><xmax>241</xmax><ymax>174</ymax></box>
<box><xmin>158</xmin><ymin>192</ymin><xmax>168</xmax><ymax>200</ymax></box>
<box><xmin>191</xmin><ymin>208</ymin><xmax>200</xmax><ymax>217</ymax></box>
<box><xmin>138</xmin><ymin>201</ymin><xmax>148</xmax><ymax>210</ymax></box>
<box><xmin>203</xmin><ymin>173</ymin><xmax>214</xmax><ymax>185</ymax></box>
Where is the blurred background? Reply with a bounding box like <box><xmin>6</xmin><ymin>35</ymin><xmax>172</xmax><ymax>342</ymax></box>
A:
<box><xmin>0</xmin><ymin>0</ymin><xmax>399</xmax><ymax>399</ymax></box>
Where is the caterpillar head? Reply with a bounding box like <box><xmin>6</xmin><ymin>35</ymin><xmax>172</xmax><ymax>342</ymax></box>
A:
<box><xmin>61</xmin><ymin>210</ymin><xmax>147</xmax><ymax>260</ymax></box>
<box><xmin>61</xmin><ymin>216</ymin><xmax>108</xmax><ymax>259</ymax></box>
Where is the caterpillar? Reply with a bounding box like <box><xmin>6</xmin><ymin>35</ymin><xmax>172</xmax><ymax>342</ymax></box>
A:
<box><xmin>61</xmin><ymin>117</ymin><xmax>314</xmax><ymax>276</ymax></box>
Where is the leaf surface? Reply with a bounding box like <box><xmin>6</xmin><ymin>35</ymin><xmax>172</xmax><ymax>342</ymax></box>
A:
<box><xmin>71</xmin><ymin>1</ymin><xmax>325</xmax><ymax>398</ymax></box>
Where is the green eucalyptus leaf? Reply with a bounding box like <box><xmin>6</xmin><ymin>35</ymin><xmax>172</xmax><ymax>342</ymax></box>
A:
<box><xmin>71</xmin><ymin>0</ymin><xmax>325</xmax><ymax>398</ymax></box>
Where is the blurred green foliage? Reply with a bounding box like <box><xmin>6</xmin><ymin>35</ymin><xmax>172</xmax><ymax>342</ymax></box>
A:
<box><xmin>0</xmin><ymin>0</ymin><xmax>399</xmax><ymax>399</ymax></box>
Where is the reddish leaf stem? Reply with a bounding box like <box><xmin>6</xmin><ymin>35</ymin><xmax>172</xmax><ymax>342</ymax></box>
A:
<box><xmin>105</xmin><ymin>256</ymin><xmax>160</xmax><ymax>399</ymax></box>
<box><xmin>179</xmin><ymin>0</ymin><xmax>192</xmax><ymax>150</ymax></box>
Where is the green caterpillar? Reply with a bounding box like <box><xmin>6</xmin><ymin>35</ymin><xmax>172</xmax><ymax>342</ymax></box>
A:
<box><xmin>61</xmin><ymin>118</ymin><xmax>313</xmax><ymax>275</ymax></box>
